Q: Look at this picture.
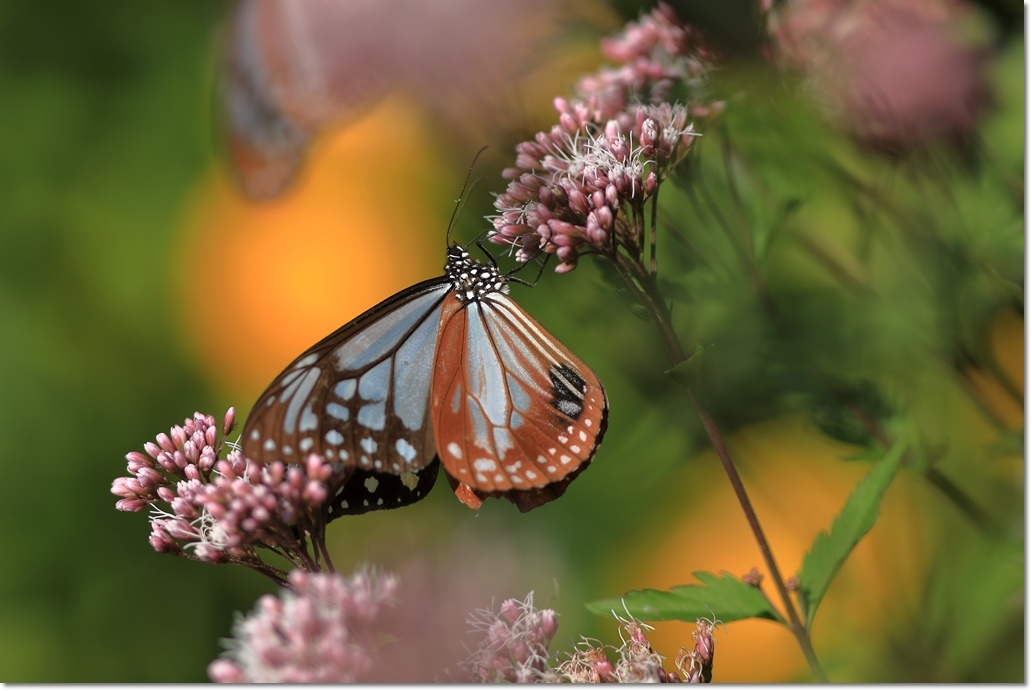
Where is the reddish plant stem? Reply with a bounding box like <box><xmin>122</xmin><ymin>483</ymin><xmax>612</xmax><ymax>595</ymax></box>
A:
<box><xmin>612</xmin><ymin>253</ymin><xmax>827</xmax><ymax>682</ymax></box>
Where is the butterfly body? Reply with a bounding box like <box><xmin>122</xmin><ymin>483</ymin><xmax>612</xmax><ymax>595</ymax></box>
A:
<box><xmin>241</xmin><ymin>246</ymin><xmax>607</xmax><ymax>516</ymax></box>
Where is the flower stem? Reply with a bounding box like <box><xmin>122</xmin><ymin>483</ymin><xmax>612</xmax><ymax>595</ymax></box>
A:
<box><xmin>612</xmin><ymin>255</ymin><xmax>827</xmax><ymax>682</ymax></box>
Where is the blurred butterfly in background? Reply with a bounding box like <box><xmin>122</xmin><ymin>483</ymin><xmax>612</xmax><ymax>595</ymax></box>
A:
<box><xmin>220</xmin><ymin>0</ymin><xmax>582</xmax><ymax>199</ymax></box>
<box><xmin>240</xmin><ymin>244</ymin><xmax>608</xmax><ymax>519</ymax></box>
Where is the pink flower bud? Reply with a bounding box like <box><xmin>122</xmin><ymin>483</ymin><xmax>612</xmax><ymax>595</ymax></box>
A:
<box><xmin>222</xmin><ymin>407</ymin><xmax>236</xmax><ymax>436</ymax></box>
<box><xmin>149</xmin><ymin>528</ymin><xmax>179</xmax><ymax>553</ymax></box>
<box><xmin>541</xmin><ymin>609</ymin><xmax>559</xmax><ymax>644</ymax></box>
<box><xmin>644</xmin><ymin>171</ymin><xmax>658</xmax><ymax>197</ymax></box>
<box><xmin>640</xmin><ymin>117</ymin><xmax>659</xmax><ymax>147</ymax></box>
<box><xmin>609</xmin><ymin>137</ymin><xmax>630</xmax><ymax>162</ymax></box>
<box><xmin>605</xmin><ymin>183</ymin><xmax>621</xmax><ymax>207</ymax></box>
<box><xmin>156</xmin><ymin>432</ymin><xmax>176</xmax><ymax>454</ymax></box>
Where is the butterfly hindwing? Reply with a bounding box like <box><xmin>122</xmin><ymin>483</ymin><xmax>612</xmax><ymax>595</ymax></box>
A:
<box><xmin>241</xmin><ymin>245</ymin><xmax>608</xmax><ymax>518</ymax></box>
<box><xmin>431</xmin><ymin>290</ymin><xmax>608</xmax><ymax>512</ymax></box>
<box><xmin>327</xmin><ymin>458</ymin><xmax>441</xmax><ymax>519</ymax></box>
<box><xmin>240</xmin><ymin>278</ymin><xmax>452</xmax><ymax>509</ymax></box>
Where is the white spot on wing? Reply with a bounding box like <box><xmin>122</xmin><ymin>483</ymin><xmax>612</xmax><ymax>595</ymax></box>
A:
<box><xmin>364</xmin><ymin>477</ymin><xmax>379</xmax><ymax>493</ymax></box>
<box><xmin>492</xmin><ymin>428</ymin><xmax>514</xmax><ymax>458</ymax></box>
<box><xmin>327</xmin><ymin>402</ymin><xmax>350</xmax><ymax>421</ymax></box>
<box><xmin>400</xmin><ymin>472</ymin><xmax>419</xmax><ymax>491</ymax></box>
<box><xmin>325</xmin><ymin>430</ymin><xmax>344</xmax><ymax>446</ymax></box>
<box><xmin>360</xmin><ymin>437</ymin><xmax>378</xmax><ymax>454</ymax></box>
<box><xmin>396</xmin><ymin>438</ymin><xmax>417</xmax><ymax>463</ymax></box>
<box><xmin>474</xmin><ymin>458</ymin><xmax>497</xmax><ymax>472</ymax></box>
<box><xmin>447</xmin><ymin>442</ymin><xmax>463</xmax><ymax>458</ymax></box>
<box><xmin>358</xmin><ymin>360</ymin><xmax>391</xmax><ymax>402</ymax></box>
<box><xmin>506</xmin><ymin>373</ymin><xmax>532</xmax><ymax>412</ymax></box>
<box><xmin>296</xmin><ymin>353</ymin><xmax>318</xmax><ymax>368</ymax></box>
<box><xmin>358</xmin><ymin>403</ymin><xmax>386</xmax><ymax>431</ymax></box>
<box><xmin>283</xmin><ymin>367</ymin><xmax>321</xmax><ymax>433</ymax></box>
<box><xmin>334</xmin><ymin>379</ymin><xmax>357</xmax><ymax>400</ymax></box>
<box><xmin>468</xmin><ymin>400</ymin><xmax>490</xmax><ymax>451</ymax></box>
<box><xmin>299</xmin><ymin>402</ymin><xmax>318</xmax><ymax>432</ymax></box>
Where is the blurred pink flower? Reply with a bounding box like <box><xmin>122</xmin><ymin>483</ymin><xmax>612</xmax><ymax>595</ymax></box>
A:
<box><xmin>464</xmin><ymin>593</ymin><xmax>560</xmax><ymax>682</ymax></box>
<box><xmin>358</xmin><ymin>526</ymin><xmax>569</xmax><ymax>682</ymax></box>
<box><xmin>208</xmin><ymin>567</ymin><xmax>399</xmax><ymax>683</ymax></box>
<box><xmin>765</xmin><ymin>0</ymin><xmax>992</xmax><ymax>152</ymax></box>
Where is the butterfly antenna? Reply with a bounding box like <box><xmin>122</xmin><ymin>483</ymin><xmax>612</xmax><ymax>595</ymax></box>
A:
<box><xmin>446</xmin><ymin>145</ymin><xmax>490</xmax><ymax>247</ymax></box>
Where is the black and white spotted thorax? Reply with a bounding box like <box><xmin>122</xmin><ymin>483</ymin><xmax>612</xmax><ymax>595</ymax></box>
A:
<box><xmin>445</xmin><ymin>246</ymin><xmax>510</xmax><ymax>305</ymax></box>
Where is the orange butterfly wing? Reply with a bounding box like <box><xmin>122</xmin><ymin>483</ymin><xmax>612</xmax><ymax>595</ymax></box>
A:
<box><xmin>431</xmin><ymin>291</ymin><xmax>608</xmax><ymax>512</ymax></box>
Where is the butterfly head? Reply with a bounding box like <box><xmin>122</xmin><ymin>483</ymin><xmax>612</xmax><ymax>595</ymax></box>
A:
<box><xmin>445</xmin><ymin>245</ymin><xmax>509</xmax><ymax>304</ymax></box>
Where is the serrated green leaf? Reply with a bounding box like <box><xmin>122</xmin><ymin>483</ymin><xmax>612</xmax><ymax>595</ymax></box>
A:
<box><xmin>797</xmin><ymin>442</ymin><xmax>905</xmax><ymax>628</ymax></box>
<box><xmin>585</xmin><ymin>571</ymin><xmax>782</xmax><ymax>624</ymax></box>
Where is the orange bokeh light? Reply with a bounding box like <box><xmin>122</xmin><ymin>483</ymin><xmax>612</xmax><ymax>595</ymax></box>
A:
<box><xmin>608</xmin><ymin>417</ymin><xmax>931</xmax><ymax>682</ymax></box>
<box><xmin>177</xmin><ymin>95</ymin><xmax>449</xmax><ymax>399</ymax></box>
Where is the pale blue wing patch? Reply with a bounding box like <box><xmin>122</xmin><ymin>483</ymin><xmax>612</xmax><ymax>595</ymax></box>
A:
<box><xmin>464</xmin><ymin>303</ymin><xmax>509</xmax><ymax>426</ymax></box>
<box><xmin>240</xmin><ymin>281</ymin><xmax>450</xmax><ymax>485</ymax></box>
<box><xmin>392</xmin><ymin>302</ymin><xmax>443</xmax><ymax>430</ymax></box>
<box><xmin>332</xmin><ymin>290</ymin><xmax>447</xmax><ymax>370</ymax></box>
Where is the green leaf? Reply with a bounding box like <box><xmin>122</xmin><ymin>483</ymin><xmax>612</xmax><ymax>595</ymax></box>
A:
<box><xmin>797</xmin><ymin>442</ymin><xmax>905</xmax><ymax>628</ymax></box>
<box><xmin>666</xmin><ymin>341</ymin><xmax>705</xmax><ymax>387</ymax></box>
<box><xmin>585</xmin><ymin>571</ymin><xmax>782</xmax><ymax>624</ymax></box>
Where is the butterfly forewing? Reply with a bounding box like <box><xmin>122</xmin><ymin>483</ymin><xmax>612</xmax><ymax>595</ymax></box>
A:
<box><xmin>240</xmin><ymin>278</ymin><xmax>452</xmax><ymax>510</ymax></box>
<box><xmin>241</xmin><ymin>244</ymin><xmax>608</xmax><ymax>518</ymax></box>
<box><xmin>431</xmin><ymin>289</ymin><xmax>608</xmax><ymax>512</ymax></box>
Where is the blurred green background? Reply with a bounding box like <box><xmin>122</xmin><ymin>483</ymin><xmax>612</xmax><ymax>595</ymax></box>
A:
<box><xmin>0</xmin><ymin>0</ymin><xmax>1023</xmax><ymax>682</ymax></box>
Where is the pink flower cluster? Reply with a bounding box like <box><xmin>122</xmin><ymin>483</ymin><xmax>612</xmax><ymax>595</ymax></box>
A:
<box><xmin>208</xmin><ymin>567</ymin><xmax>399</xmax><ymax>683</ymax></box>
<box><xmin>463</xmin><ymin>593</ymin><xmax>716</xmax><ymax>682</ymax></box>
<box><xmin>676</xmin><ymin>617</ymin><xmax>718</xmax><ymax>683</ymax></box>
<box><xmin>557</xmin><ymin>612</ymin><xmax>679</xmax><ymax>683</ymax></box>
<box><xmin>111</xmin><ymin>410</ymin><xmax>341</xmax><ymax>568</ymax></box>
<box><xmin>489</xmin><ymin>3</ymin><xmax>718</xmax><ymax>272</ymax></box>
<box><xmin>112</xmin><ymin>410</ymin><xmax>230</xmax><ymax>512</ymax></box>
<box><xmin>464</xmin><ymin>593</ymin><xmax>560</xmax><ymax>682</ymax></box>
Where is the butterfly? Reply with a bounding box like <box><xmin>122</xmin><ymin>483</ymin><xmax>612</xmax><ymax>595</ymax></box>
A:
<box><xmin>239</xmin><ymin>244</ymin><xmax>608</xmax><ymax>519</ymax></box>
